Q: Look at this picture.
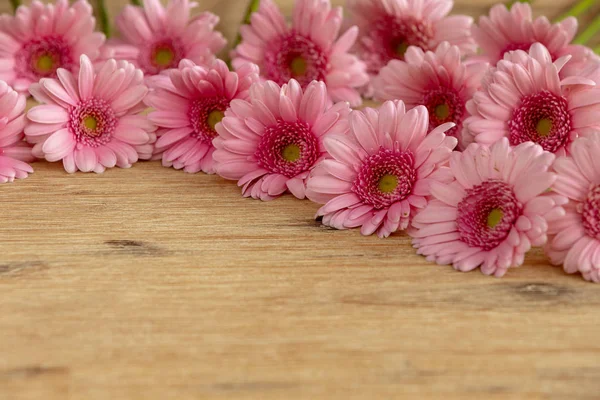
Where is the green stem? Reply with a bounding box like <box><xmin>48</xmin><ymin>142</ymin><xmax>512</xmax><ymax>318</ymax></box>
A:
<box><xmin>9</xmin><ymin>0</ymin><xmax>21</xmax><ymax>12</ymax></box>
<box><xmin>130</xmin><ymin>0</ymin><xmax>141</xmax><ymax>5</ymax></box>
<box><xmin>96</xmin><ymin>0</ymin><xmax>111</xmax><ymax>37</ymax></box>
<box><xmin>233</xmin><ymin>0</ymin><xmax>261</xmax><ymax>48</ymax></box>
<box><xmin>574</xmin><ymin>14</ymin><xmax>600</xmax><ymax>44</ymax></box>
<box><xmin>556</xmin><ymin>0</ymin><xmax>596</xmax><ymax>21</ymax></box>
<box><xmin>506</xmin><ymin>0</ymin><xmax>531</xmax><ymax>7</ymax></box>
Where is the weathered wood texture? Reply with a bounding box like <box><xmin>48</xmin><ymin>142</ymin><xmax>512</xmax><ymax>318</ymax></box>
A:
<box><xmin>1</xmin><ymin>1</ymin><xmax>600</xmax><ymax>400</ymax></box>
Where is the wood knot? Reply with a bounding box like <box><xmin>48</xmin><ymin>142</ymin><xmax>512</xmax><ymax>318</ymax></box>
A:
<box><xmin>104</xmin><ymin>240</ymin><xmax>165</xmax><ymax>256</ymax></box>
<box><xmin>513</xmin><ymin>282</ymin><xmax>570</xmax><ymax>299</ymax></box>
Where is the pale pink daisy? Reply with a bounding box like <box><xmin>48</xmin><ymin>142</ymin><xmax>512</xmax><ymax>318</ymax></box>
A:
<box><xmin>347</xmin><ymin>0</ymin><xmax>476</xmax><ymax>79</ymax></box>
<box><xmin>472</xmin><ymin>3</ymin><xmax>598</xmax><ymax>75</ymax></box>
<box><xmin>546</xmin><ymin>135</ymin><xmax>600</xmax><ymax>283</ymax></box>
<box><xmin>25</xmin><ymin>55</ymin><xmax>156</xmax><ymax>174</ymax></box>
<box><xmin>213</xmin><ymin>79</ymin><xmax>350</xmax><ymax>201</ymax></box>
<box><xmin>0</xmin><ymin>0</ymin><xmax>105</xmax><ymax>94</ymax></box>
<box><xmin>231</xmin><ymin>0</ymin><xmax>368</xmax><ymax>107</ymax></box>
<box><xmin>462</xmin><ymin>43</ymin><xmax>600</xmax><ymax>155</ymax></box>
<box><xmin>410</xmin><ymin>138</ymin><xmax>566</xmax><ymax>277</ymax></box>
<box><xmin>106</xmin><ymin>0</ymin><xmax>226</xmax><ymax>78</ymax></box>
<box><xmin>374</xmin><ymin>42</ymin><xmax>487</xmax><ymax>148</ymax></box>
<box><xmin>145</xmin><ymin>59</ymin><xmax>258</xmax><ymax>174</ymax></box>
<box><xmin>305</xmin><ymin>101</ymin><xmax>457</xmax><ymax>238</ymax></box>
<box><xmin>0</xmin><ymin>81</ymin><xmax>34</xmax><ymax>183</ymax></box>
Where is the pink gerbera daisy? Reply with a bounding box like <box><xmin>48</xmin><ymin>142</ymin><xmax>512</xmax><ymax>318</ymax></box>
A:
<box><xmin>374</xmin><ymin>42</ymin><xmax>487</xmax><ymax>148</ymax></box>
<box><xmin>213</xmin><ymin>79</ymin><xmax>350</xmax><ymax>201</ymax></box>
<box><xmin>462</xmin><ymin>43</ymin><xmax>600</xmax><ymax>155</ymax></box>
<box><xmin>231</xmin><ymin>0</ymin><xmax>368</xmax><ymax>107</ymax></box>
<box><xmin>305</xmin><ymin>101</ymin><xmax>457</xmax><ymax>238</ymax></box>
<box><xmin>0</xmin><ymin>0</ymin><xmax>105</xmax><ymax>94</ymax></box>
<box><xmin>410</xmin><ymin>138</ymin><xmax>566</xmax><ymax>277</ymax></box>
<box><xmin>347</xmin><ymin>0</ymin><xmax>476</xmax><ymax>78</ymax></box>
<box><xmin>0</xmin><ymin>81</ymin><xmax>35</xmax><ymax>183</ymax></box>
<box><xmin>145</xmin><ymin>59</ymin><xmax>258</xmax><ymax>174</ymax></box>
<box><xmin>106</xmin><ymin>0</ymin><xmax>226</xmax><ymax>77</ymax></box>
<box><xmin>472</xmin><ymin>3</ymin><xmax>598</xmax><ymax>75</ymax></box>
<box><xmin>546</xmin><ymin>134</ymin><xmax>600</xmax><ymax>283</ymax></box>
<box><xmin>25</xmin><ymin>55</ymin><xmax>156</xmax><ymax>174</ymax></box>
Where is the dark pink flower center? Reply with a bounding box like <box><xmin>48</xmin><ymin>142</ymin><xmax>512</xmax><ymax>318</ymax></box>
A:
<box><xmin>141</xmin><ymin>38</ymin><xmax>184</xmax><ymax>74</ymax></box>
<box><xmin>361</xmin><ymin>15</ymin><xmax>433</xmax><ymax>73</ymax></box>
<box><xmin>582</xmin><ymin>185</ymin><xmax>600</xmax><ymax>240</ymax></box>
<box><xmin>507</xmin><ymin>90</ymin><xmax>572</xmax><ymax>153</ymax></box>
<box><xmin>16</xmin><ymin>36</ymin><xmax>73</xmax><ymax>80</ymax></box>
<box><xmin>352</xmin><ymin>148</ymin><xmax>416</xmax><ymax>209</ymax></box>
<box><xmin>423</xmin><ymin>88</ymin><xmax>464</xmax><ymax>138</ymax></box>
<box><xmin>456</xmin><ymin>180</ymin><xmax>522</xmax><ymax>251</ymax></box>
<box><xmin>255</xmin><ymin>120</ymin><xmax>319</xmax><ymax>178</ymax></box>
<box><xmin>188</xmin><ymin>97</ymin><xmax>229</xmax><ymax>144</ymax></box>
<box><xmin>68</xmin><ymin>98</ymin><xmax>116</xmax><ymax>147</ymax></box>
<box><xmin>263</xmin><ymin>32</ymin><xmax>328</xmax><ymax>88</ymax></box>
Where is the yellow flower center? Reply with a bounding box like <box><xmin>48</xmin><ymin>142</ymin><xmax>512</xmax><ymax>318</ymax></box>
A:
<box><xmin>289</xmin><ymin>57</ymin><xmax>307</xmax><ymax>77</ymax></box>
<box><xmin>395</xmin><ymin>41</ymin><xmax>409</xmax><ymax>57</ymax></box>
<box><xmin>487</xmin><ymin>208</ymin><xmax>504</xmax><ymax>229</ymax></box>
<box><xmin>207</xmin><ymin>110</ymin><xmax>225</xmax><ymax>131</ymax></box>
<box><xmin>154</xmin><ymin>47</ymin><xmax>175</xmax><ymax>67</ymax></box>
<box><xmin>36</xmin><ymin>53</ymin><xmax>55</xmax><ymax>73</ymax></box>
<box><xmin>282</xmin><ymin>144</ymin><xmax>301</xmax><ymax>162</ymax></box>
<box><xmin>536</xmin><ymin>118</ymin><xmax>552</xmax><ymax>137</ymax></box>
<box><xmin>435</xmin><ymin>103</ymin><xmax>450</xmax><ymax>120</ymax></box>
<box><xmin>378</xmin><ymin>174</ymin><xmax>399</xmax><ymax>193</ymax></box>
<box><xmin>83</xmin><ymin>115</ymin><xmax>98</xmax><ymax>131</ymax></box>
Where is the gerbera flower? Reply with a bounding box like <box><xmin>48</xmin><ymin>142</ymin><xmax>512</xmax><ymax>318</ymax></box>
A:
<box><xmin>410</xmin><ymin>138</ymin><xmax>565</xmax><ymax>277</ymax></box>
<box><xmin>0</xmin><ymin>81</ymin><xmax>34</xmax><ymax>183</ymax></box>
<box><xmin>347</xmin><ymin>0</ymin><xmax>476</xmax><ymax>79</ymax></box>
<box><xmin>213</xmin><ymin>79</ymin><xmax>350</xmax><ymax>201</ymax></box>
<box><xmin>106</xmin><ymin>0</ymin><xmax>226</xmax><ymax>77</ymax></box>
<box><xmin>546</xmin><ymin>134</ymin><xmax>600</xmax><ymax>283</ymax></box>
<box><xmin>472</xmin><ymin>2</ymin><xmax>598</xmax><ymax>75</ymax></box>
<box><xmin>145</xmin><ymin>59</ymin><xmax>258</xmax><ymax>174</ymax></box>
<box><xmin>374</xmin><ymin>42</ymin><xmax>487</xmax><ymax>149</ymax></box>
<box><xmin>231</xmin><ymin>0</ymin><xmax>368</xmax><ymax>107</ymax></box>
<box><xmin>0</xmin><ymin>0</ymin><xmax>105</xmax><ymax>94</ymax></box>
<box><xmin>25</xmin><ymin>55</ymin><xmax>156</xmax><ymax>174</ymax></box>
<box><xmin>305</xmin><ymin>101</ymin><xmax>457</xmax><ymax>238</ymax></box>
<box><xmin>462</xmin><ymin>43</ymin><xmax>600</xmax><ymax>155</ymax></box>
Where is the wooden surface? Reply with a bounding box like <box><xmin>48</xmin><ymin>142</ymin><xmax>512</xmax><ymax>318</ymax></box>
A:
<box><xmin>2</xmin><ymin>1</ymin><xmax>600</xmax><ymax>400</ymax></box>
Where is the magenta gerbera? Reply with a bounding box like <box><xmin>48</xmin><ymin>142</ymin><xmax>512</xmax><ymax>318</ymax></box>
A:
<box><xmin>546</xmin><ymin>135</ymin><xmax>600</xmax><ymax>283</ymax></box>
<box><xmin>374</xmin><ymin>42</ymin><xmax>487</xmax><ymax>148</ymax></box>
<box><xmin>25</xmin><ymin>56</ymin><xmax>156</xmax><ymax>174</ymax></box>
<box><xmin>347</xmin><ymin>0</ymin><xmax>476</xmax><ymax>79</ymax></box>
<box><xmin>410</xmin><ymin>138</ymin><xmax>565</xmax><ymax>277</ymax></box>
<box><xmin>472</xmin><ymin>3</ymin><xmax>598</xmax><ymax>75</ymax></box>
<box><xmin>305</xmin><ymin>101</ymin><xmax>457</xmax><ymax>238</ymax></box>
<box><xmin>106</xmin><ymin>0</ymin><xmax>226</xmax><ymax>77</ymax></box>
<box><xmin>231</xmin><ymin>0</ymin><xmax>368</xmax><ymax>107</ymax></box>
<box><xmin>213</xmin><ymin>79</ymin><xmax>350</xmax><ymax>201</ymax></box>
<box><xmin>0</xmin><ymin>81</ymin><xmax>34</xmax><ymax>183</ymax></box>
<box><xmin>145</xmin><ymin>59</ymin><xmax>258</xmax><ymax>174</ymax></box>
<box><xmin>0</xmin><ymin>0</ymin><xmax>105</xmax><ymax>94</ymax></box>
<box><xmin>462</xmin><ymin>43</ymin><xmax>600</xmax><ymax>155</ymax></box>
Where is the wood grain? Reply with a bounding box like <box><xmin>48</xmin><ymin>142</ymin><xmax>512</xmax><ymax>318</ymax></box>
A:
<box><xmin>1</xmin><ymin>1</ymin><xmax>600</xmax><ymax>400</ymax></box>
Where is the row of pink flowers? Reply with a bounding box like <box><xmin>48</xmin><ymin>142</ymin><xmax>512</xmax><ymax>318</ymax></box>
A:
<box><xmin>1</xmin><ymin>0</ymin><xmax>597</xmax><ymax>104</ymax></box>
<box><xmin>1</xmin><ymin>0</ymin><xmax>600</xmax><ymax>284</ymax></box>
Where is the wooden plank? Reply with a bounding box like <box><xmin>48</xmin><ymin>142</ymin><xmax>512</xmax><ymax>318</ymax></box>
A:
<box><xmin>2</xmin><ymin>161</ymin><xmax>600</xmax><ymax>400</ymax></box>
